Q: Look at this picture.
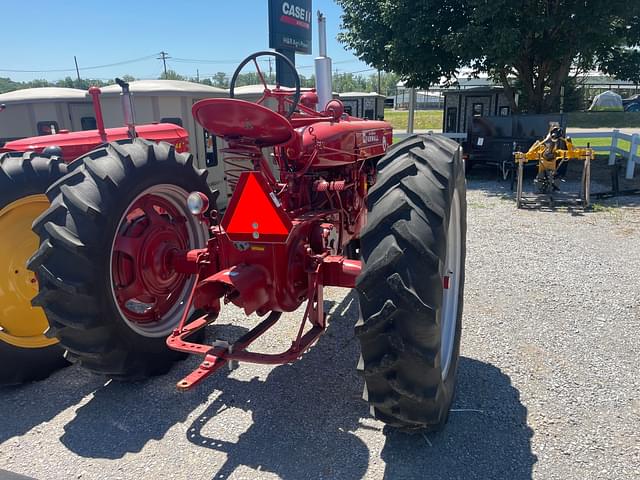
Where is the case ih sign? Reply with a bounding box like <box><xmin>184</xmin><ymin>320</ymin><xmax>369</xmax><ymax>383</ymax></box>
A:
<box><xmin>269</xmin><ymin>0</ymin><xmax>312</xmax><ymax>54</ymax></box>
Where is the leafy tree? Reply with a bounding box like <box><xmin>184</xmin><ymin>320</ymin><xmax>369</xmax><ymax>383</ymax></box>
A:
<box><xmin>0</xmin><ymin>77</ymin><xmax>22</xmax><ymax>93</ymax></box>
<box><xmin>24</xmin><ymin>79</ymin><xmax>51</xmax><ymax>89</ymax></box>
<box><xmin>159</xmin><ymin>69</ymin><xmax>186</xmax><ymax>81</ymax></box>
<box><xmin>337</xmin><ymin>0</ymin><xmax>640</xmax><ymax>113</ymax></box>
<box><xmin>0</xmin><ymin>76</ymin><xmax>110</xmax><ymax>94</ymax></box>
<box><xmin>212</xmin><ymin>72</ymin><xmax>229</xmax><ymax>88</ymax></box>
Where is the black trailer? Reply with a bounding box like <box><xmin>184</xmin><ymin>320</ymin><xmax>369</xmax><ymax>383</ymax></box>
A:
<box><xmin>443</xmin><ymin>86</ymin><xmax>567</xmax><ymax>172</ymax></box>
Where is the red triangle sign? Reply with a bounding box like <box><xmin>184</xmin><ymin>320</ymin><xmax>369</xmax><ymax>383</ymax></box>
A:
<box><xmin>222</xmin><ymin>172</ymin><xmax>292</xmax><ymax>242</ymax></box>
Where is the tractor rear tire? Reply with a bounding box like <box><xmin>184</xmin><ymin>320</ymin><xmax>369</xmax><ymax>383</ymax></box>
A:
<box><xmin>28</xmin><ymin>139</ymin><xmax>214</xmax><ymax>380</ymax></box>
<box><xmin>0</xmin><ymin>153</ymin><xmax>69</xmax><ymax>386</ymax></box>
<box><xmin>356</xmin><ymin>134</ymin><xmax>466</xmax><ymax>430</ymax></box>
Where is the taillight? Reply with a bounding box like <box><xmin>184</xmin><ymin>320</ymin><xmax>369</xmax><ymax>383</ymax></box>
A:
<box><xmin>175</xmin><ymin>140</ymin><xmax>189</xmax><ymax>153</ymax></box>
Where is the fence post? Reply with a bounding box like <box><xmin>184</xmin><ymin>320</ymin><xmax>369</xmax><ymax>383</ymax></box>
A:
<box><xmin>626</xmin><ymin>133</ymin><xmax>639</xmax><ymax>179</ymax></box>
<box><xmin>608</xmin><ymin>129</ymin><xmax>620</xmax><ymax>166</ymax></box>
<box><xmin>407</xmin><ymin>88</ymin><xmax>416</xmax><ymax>134</ymax></box>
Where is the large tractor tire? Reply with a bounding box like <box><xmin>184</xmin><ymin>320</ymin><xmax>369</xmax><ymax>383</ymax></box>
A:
<box><xmin>356</xmin><ymin>134</ymin><xmax>467</xmax><ymax>430</ymax></box>
<box><xmin>28</xmin><ymin>139</ymin><xmax>214</xmax><ymax>380</ymax></box>
<box><xmin>0</xmin><ymin>152</ymin><xmax>69</xmax><ymax>385</ymax></box>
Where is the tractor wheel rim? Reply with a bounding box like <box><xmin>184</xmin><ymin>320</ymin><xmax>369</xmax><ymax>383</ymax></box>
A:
<box><xmin>441</xmin><ymin>188</ymin><xmax>462</xmax><ymax>379</ymax></box>
<box><xmin>110</xmin><ymin>185</ymin><xmax>207</xmax><ymax>338</ymax></box>
<box><xmin>0</xmin><ymin>194</ymin><xmax>58</xmax><ymax>349</ymax></box>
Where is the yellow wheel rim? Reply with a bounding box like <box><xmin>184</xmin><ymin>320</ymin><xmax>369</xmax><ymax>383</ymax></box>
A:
<box><xmin>0</xmin><ymin>194</ymin><xmax>57</xmax><ymax>349</ymax></box>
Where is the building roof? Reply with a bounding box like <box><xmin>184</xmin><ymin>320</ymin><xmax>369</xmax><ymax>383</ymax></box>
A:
<box><xmin>339</xmin><ymin>91</ymin><xmax>385</xmax><ymax>98</ymax></box>
<box><xmin>0</xmin><ymin>87</ymin><xmax>88</xmax><ymax>104</ymax></box>
<box><xmin>452</xmin><ymin>78</ymin><xmax>497</xmax><ymax>88</ymax></box>
<box><xmin>232</xmin><ymin>84</ymin><xmax>277</xmax><ymax>96</ymax></box>
<box><xmin>100</xmin><ymin>80</ymin><xmax>227</xmax><ymax>97</ymax></box>
<box><xmin>443</xmin><ymin>86</ymin><xmax>505</xmax><ymax>95</ymax></box>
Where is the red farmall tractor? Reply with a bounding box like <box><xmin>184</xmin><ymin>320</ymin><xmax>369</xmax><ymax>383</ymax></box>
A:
<box><xmin>28</xmin><ymin>52</ymin><xmax>467</xmax><ymax>430</ymax></box>
<box><xmin>0</xmin><ymin>80</ymin><xmax>189</xmax><ymax>385</ymax></box>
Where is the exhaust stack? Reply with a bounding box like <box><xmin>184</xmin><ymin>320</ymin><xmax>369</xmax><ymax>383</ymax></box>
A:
<box><xmin>116</xmin><ymin>78</ymin><xmax>137</xmax><ymax>139</ymax></box>
<box><xmin>314</xmin><ymin>11</ymin><xmax>333</xmax><ymax>112</ymax></box>
<box><xmin>88</xmin><ymin>87</ymin><xmax>107</xmax><ymax>143</ymax></box>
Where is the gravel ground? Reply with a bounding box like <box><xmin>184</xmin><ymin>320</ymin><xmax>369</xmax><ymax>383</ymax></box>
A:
<box><xmin>1</xmin><ymin>170</ymin><xmax>639</xmax><ymax>480</ymax></box>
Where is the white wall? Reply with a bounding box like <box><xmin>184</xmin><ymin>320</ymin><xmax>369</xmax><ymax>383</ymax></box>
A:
<box><xmin>0</xmin><ymin>104</ymin><xmax>34</xmax><ymax>140</ymax></box>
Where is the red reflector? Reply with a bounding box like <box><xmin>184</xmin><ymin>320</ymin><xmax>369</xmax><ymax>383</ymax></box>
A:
<box><xmin>443</xmin><ymin>276</ymin><xmax>450</xmax><ymax>290</ymax></box>
<box><xmin>222</xmin><ymin>172</ymin><xmax>292</xmax><ymax>243</ymax></box>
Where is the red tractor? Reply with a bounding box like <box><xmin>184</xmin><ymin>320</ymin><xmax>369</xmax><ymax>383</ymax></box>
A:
<box><xmin>0</xmin><ymin>80</ymin><xmax>189</xmax><ymax>385</ymax></box>
<box><xmin>28</xmin><ymin>52</ymin><xmax>467</xmax><ymax>430</ymax></box>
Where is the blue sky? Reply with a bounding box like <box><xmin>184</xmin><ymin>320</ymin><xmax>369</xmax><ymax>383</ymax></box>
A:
<box><xmin>1</xmin><ymin>0</ymin><xmax>370</xmax><ymax>82</ymax></box>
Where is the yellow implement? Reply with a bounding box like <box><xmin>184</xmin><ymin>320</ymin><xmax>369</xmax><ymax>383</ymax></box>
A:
<box><xmin>514</xmin><ymin>125</ymin><xmax>593</xmax><ymax>208</ymax></box>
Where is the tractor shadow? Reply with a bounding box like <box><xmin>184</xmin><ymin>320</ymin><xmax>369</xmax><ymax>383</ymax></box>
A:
<box><xmin>56</xmin><ymin>297</ymin><xmax>355</xmax><ymax>463</ymax></box>
<box><xmin>185</xmin><ymin>292</ymin><xmax>536</xmax><ymax>480</ymax></box>
<box><xmin>38</xmin><ymin>291</ymin><xmax>536</xmax><ymax>479</ymax></box>
<box><xmin>187</xmin><ymin>293</ymin><xmax>371</xmax><ymax>480</ymax></box>
<box><xmin>381</xmin><ymin>357</ymin><xmax>536</xmax><ymax>480</ymax></box>
<box><xmin>55</xmin><ymin>326</ymin><xmax>251</xmax><ymax>459</ymax></box>
<box><xmin>0</xmin><ymin>366</ymin><xmax>103</xmax><ymax>445</ymax></box>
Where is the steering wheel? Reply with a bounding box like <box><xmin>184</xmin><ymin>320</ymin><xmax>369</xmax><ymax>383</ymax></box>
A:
<box><xmin>229</xmin><ymin>51</ymin><xmax>301</xmax><ymax>119</ymax></box>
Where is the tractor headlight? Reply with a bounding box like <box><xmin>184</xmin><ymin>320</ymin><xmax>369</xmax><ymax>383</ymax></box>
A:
<box><xmin>187</xmin><ymin>192</ymin><xmax>209</xmax><ymax>216</ymax></box>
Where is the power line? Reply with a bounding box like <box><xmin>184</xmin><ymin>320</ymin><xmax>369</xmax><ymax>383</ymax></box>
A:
<box><xmin>0</xmin><ymin>55</ymin><xmax>366</xmax><ymax>75</ymax></box>
<box><xmin>82</xmin><ymin>55</ymin><xmax>158</xmax><ymax>71</ymax></box>
<box><xmin>171</xmin><ymin>57</ymin><xmax>359</xmax><ymax>69</ymax></box>
<box><xmin>171</xmin><ymin>57</ymin><xmax>244</xmax><ymax>64</ymax></box>
<box><xmin>0</xmin><ymin>54</ymin><xmax>158</xmax><ymax>73</ymax></box>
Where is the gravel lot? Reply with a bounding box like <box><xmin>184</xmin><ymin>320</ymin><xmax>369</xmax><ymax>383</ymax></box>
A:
<box><xmin>1</xmin><ymin>169</ymin><xmax>639</xmax><ymax>480</ymax></box>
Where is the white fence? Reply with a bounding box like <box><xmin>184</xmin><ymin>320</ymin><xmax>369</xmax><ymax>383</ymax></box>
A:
<box><xmin>569</xmin><ymin>130</ymin><xmax>639</xmax><ymax>179</ymax></box>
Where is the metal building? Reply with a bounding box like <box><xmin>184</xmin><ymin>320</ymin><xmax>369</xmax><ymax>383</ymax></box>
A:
<box><xmin>0</xmin><ymin>87</ymin><xmax>89</xmax><ymax>143</ymax></box>
<box><xmin>442</xmin><ymin>87</ymin><xmax>512</xmax><ymax>134</ymax></box>
<box><xmin>338</xmin><ymin>92</ymin><xmax>385</xmax><ymax>120</ymax></box>
<box><xmin>0</xmin><ymin>81</ymin><xmax>230</xmax><ymax>199</ymax></box>
<box><xmin>97</xmin><ymin>80</ymin><xmax>227</xmax><ymax>171</ymax></box>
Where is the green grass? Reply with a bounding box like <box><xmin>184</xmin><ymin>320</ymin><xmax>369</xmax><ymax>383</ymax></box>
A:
<box><xmin>384</xmin><ymin>109</ymin><xmax>443</xmax><ymax>130</ymax></box>
<box><xmin>571</xmin><ymin>137</ymin><xmax>639</xmax><ymax>156</ymax></box>
<box><xmin>386</xmin><ymin>109</ymin><xmax>640</xmax><ymax>130</ymax></box>
<box><xmin>591</xmin><ymin>203</ymin><xmax>616</xmax><ymax>213</ymax></box>
<box><xmin>567</xmin><ymin>112</ymin><xmax>640</xmax><ymax>129</ymax></box>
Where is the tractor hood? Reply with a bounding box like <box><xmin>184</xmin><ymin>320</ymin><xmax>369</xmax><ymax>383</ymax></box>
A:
<box><xmin>1</xmin><ymin>123</ymin><xmax>189</xmax><ymax>160</ymax></box>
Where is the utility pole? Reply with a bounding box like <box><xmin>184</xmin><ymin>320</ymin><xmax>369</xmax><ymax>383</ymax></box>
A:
<box><xmin>196</xmin><ymin>69</ymin><xmax>200</xmax><ymax>82</ymax></box>
<box><xmin>268</xmin><ymin>58</ymin><xmax>273</xmax><ymax>83</ymax></box>
<box><xmin>74</xmin><ymin>56</ymin><xmax>81</xmax><ymax>83</ymax></box>
<box><xmin>377</xmin><ymin>70</ymin><xmax>381</xmax><ymax>94</ymax></box>
<box><xmin>157</xmin><ymin>51</ymin><xmax>170</xmax><ymax>76</ymax></box>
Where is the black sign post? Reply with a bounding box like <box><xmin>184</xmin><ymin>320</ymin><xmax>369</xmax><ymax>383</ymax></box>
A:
<box><xmin>268</xmin><ymin>0</ymin><xmax>312</xmax><ymax>87</ymax></box>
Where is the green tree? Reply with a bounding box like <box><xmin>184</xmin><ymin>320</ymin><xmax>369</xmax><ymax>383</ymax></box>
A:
<box><xmin>212</xmin><ymin>72</ymin><xmax>229</xmax><ymax>88</ymax></box>
<box><xmin>55</xmin><ymin>76</ymin><xmax>76</xmax><ymax>88</ymax></box>
<box><xmin>337</xmin><ymin>0</ymin><xmax>640</xmax><ymax>113</ymax></box>
<box><xmin>0</xmin><ymin>77</ymin><xmax>22</xmax><ymax>93</ymax></box>
<box><xmin>366</xmin><ymin>72</ymin><xmax>399</xmax><ymax>95</ymax></box>
<box><xmin>159</xmin><ymin>70</ymin><xmax>186</xmax><ymax>81</ymax></box>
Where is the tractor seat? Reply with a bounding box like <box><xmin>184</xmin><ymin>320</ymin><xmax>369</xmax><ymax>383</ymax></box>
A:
<box><xmin>192</xmin><ymin>98</ymin><xmax>294</xmax><ymax>147</ymax></box>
